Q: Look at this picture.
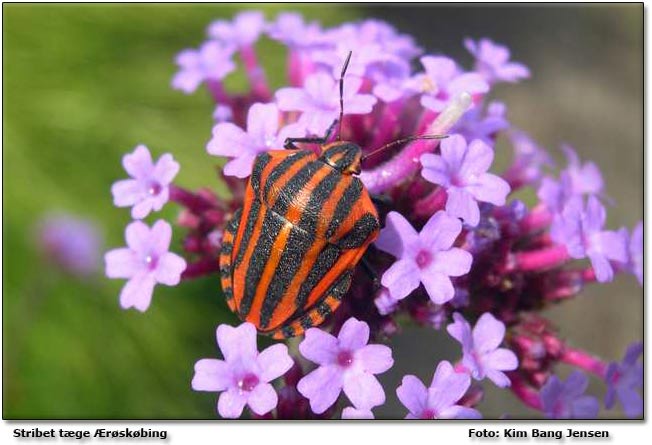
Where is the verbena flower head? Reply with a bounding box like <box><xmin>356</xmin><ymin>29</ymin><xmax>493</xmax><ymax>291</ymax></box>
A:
<box><xmin>276</xmin><ymin>72</ymin><xmax>377</xmax><ymax>135</ymax></box>
<box><xmin>111</xmin><ymin>145</ymin><xmax>180</xmax><ymax>219</ymax></box>
<box><xmin>37</xmin><ymin>214</ymin><xmax>102</xmax><ymax>277</ymax></box>
<box><xmin>397</xmin><ymin>360</ymin><xmax>482</xmax><ymax>419</ymax></box>
<box><xmin>172</xmin><ymin>41</ymin><xmax>236</xmax><ymax>94</ymax></box>
<box><xmin>464</xmin><ymin>37</ymin><xmax>530</xmax><ymax>84</ymax></box>
<box><xmin>421</xmin><ymin>135</ymin><xmax>510</xmax><ymax>226</ymax></box>
<box><xmin>540</xmin><ymin>371</ymin><xmax>600</xmax><ymax>419</ymax></box>
<box><xmin>207</xmin><ymin>102</ymin><xmax>306</xmax><ymax>178</ymax></box>
<box><xmin>447</xmin><ymin>313</ymin><xmax>518</xmax><ymax>387</ymax></box>
<box><xmin>604</xmin><ymin>342</ymin><xmax>643</xmax><ymax>418</ymax></box>
<box><xmin>375</xmin><ymin>210</ymin><xmax>472</xmax><ymax>303</ymax></box>
<box><xmin>104</xmin><ymin>220</ymin><xmax>186</xmax><ymax>311</ymax></box>
<box><xmin>192</xmin><ymin>322</ymin><xmax>293</xmax><ymax>418</ymax></box>
<box><xmin>550</xmin><ymin>195</ymin><xmax>627</xmax><ymax>282</ymax></box>
<box><xmin>297</xmin><ymin>318</ymin><xmax>393</xmax><ymax>414</ymax></box>
<box><xmin>106</xmin><ymin>11</ymin><xmax>640</xmax><ymax>420</ymax></box>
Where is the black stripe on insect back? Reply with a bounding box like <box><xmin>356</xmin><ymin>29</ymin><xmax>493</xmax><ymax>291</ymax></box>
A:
<box><xmin>233</xmin><ymin>197</ymin><xmax>261</xmax><ymax>269</ymax></box>
<box><xmin>239</xmin><ymin>209</ymin><xmax>285</xmax><ymax>317</ymax></box>
<box><xmin>261</xmin><ymin>150</ymin><xmax>312</xmax><ymax>198</ymax></box>
<box><xmin>250</xmin><ymin>153</ymin><xmax>272</xmax><ymax>192</ymax></box>
<box><xmin>293</xmin><ymin>243</ymin><xmax>341</xmax><ymax>313</ymax></box>
<box><xmin>270</xmin><ymin>160</ymin><xmax>326</xmax><ymax>215</ymax></box>
<box><xmin>325</xmin><ymin>179</ymin><xmax>362</xmax><ymax>239</ymax></box>
<box><xmin>259</xmin><ymin>169</ymin><xmax>344</xmax><ymax>329</ymax></box>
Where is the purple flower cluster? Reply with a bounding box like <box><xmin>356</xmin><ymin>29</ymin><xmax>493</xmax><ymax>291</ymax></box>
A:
<box><xmin>105</xmin><ymin>11</ymin><xmax>643</xmax><ymax>419</ymax></box>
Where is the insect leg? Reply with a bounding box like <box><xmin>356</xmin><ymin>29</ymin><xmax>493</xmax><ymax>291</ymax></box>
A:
<box><xmin>220</xmin><ymin>208</ymin><xmax>243</xmax><ymax>312</ymax></box>
<box><xmin>283</xmin><ymin>120</ymin><xmax>338</xmax><ymax>150</ymax></box>
<box><xmin>360</xmin><ymin>253</ymin><xmax>380</xmax><ymax>290</ymax></box>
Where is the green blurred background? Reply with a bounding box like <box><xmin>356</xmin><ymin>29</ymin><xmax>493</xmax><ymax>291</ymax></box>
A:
<box><xmin>3</xmin><ymin>4</ymin><xmax>642</xmax><ymax>419</ymax></box>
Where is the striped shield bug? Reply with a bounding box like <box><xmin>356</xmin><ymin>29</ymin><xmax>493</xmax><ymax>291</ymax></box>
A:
<box><xmin>219</xmin><ymin>52</ymin><xmax>446</xmax><ymax>339</ymax></box>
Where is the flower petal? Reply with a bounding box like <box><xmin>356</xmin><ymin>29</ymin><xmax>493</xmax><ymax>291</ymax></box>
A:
<box><xmin>218</xmin><ymin>388</ymin><xmax>248</xmax><ymax>419</ymax></box>
<box><xmin>152</xmin><ymin>153</ymin><xmax>180</xmax><ymax>185</ymax></box>
<box><xmin>154</xmin><ymin>252</ymin><xmax>187</xmax><ymax>285</ymax></box>
<box><xmin>112</xmin><ymin>179</ymin><xmax>144</xmax><ymax>207</ymax></box>
<box><xmin>191</xmin><ymin>359</ymin><xmax>231</xmax><ymax>392</ymax></box>
<box><xmin>119</xmin><ymin>273</ymin><xmax>156</xmax><ymax>312</ymax></box>
<box><xmin>472</xmin><ymin>312</ymin><xmax>506</xmax><ymax>354</ymax></box>
<box><xmin>446</xmin><ymin>187</ymin><xmax>480</xmax><ymax>227</ymax></box>
<box><xmin>381</xmin><ymin>258</ymin><xmax>421</xmax><ymax>301</ymax></box>
<box><xmin>459</xmin><ymin>139</ymin><xmax>494</xmax><ymax>177</ymax></box>
<box><xmin>257</xmin><ymin>343</ymin><xmax>293</xmax><ymax>382</ymax></box>
<box><xmin>216</xmin><ymin>323</ymin><xmax>258</xmax><ymax>362</ymax></box>
<box><xmin>420</xmin><ymin>210</ymin><xmax>462</xmax><ymax>251</ymax></box>
<box><xmin>105</xmin><ymin>248</ymin><xmax>140</xmax><ymax>279</ymax></box>
<box><xmin>396</xmin><ymin>375</ymin><xmax>428</xmax><ymax>416</ymax></box>
<box><xmin>122</xmin><ymin>145</ymin><xmax>153</xmax><ymax>179</ymax></box>
<box><xmin>356</xmin><ymin>344</ymin><xmax>394</xmax><ymax>374</ymax></box>
<box><xmin>337</xmin><ymin>318</ymin><xmax>370</xmax><ymax>351</ymax></box>
<box><xmin>299</xmin><ymin>328</ymin><xmax>338</xmax><ymax>366</ymax></box>
<box><xmin>297</xmin><ymin>365</ymin><xmax>343</xmax><ymax>414</ymax></box>
<box><xmin>343</xmin><ymin>372</ymin><xmax>385</xmax><ymax>409</ymax></box>
<box><xmin>374</xmin><ymin>211</ymin><xmax>419</xmax><ymax>258</ymax></box>
<box><xmin>247</xmin><ymin>383</ymin><xmax>278</xmax><ymax>415</ymax></box>
<box><xmin>420</xmin><ymin>271</ymin><xmax>455</xmax><ymax>304</ymax></box>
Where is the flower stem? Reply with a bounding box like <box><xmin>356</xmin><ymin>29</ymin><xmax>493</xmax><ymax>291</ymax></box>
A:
<box><xmin>508</xmin><ymin>245</ymin><xmax>570</xmax><ymax>272</ymax></box>
<box><xmin>560</xmin><ymin>347</ymin><xmax>607</xmax><ymax>378</ymax></box>
<box><xmin>508</xmin><ymin>372</ymin><xmax>542</xmax><ymax>411</ymax></box>
<box><xmin>359</xmin><ymin>93</ymin><xmax>471</xmax><ymax>193</ymax></box>
<box><xmin>519</xmin><ymin>204</ymin><xmax>553</xmax><ymax>233</ymax></box>
<box><xmin>414</xmin><ymin>187</ymin><xmax>447</xmax><ymax>218</ymax></box>
<box><xmin>240</xmin><ymin>45</ymin><xmax>271</xmax><ymax>100</ymax></box>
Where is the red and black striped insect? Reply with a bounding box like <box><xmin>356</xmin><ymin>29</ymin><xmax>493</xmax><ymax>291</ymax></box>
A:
<box><xmin>219</xmin><ymin>53</ymin><xmax>444</xmax><ymax>339</ymax></box>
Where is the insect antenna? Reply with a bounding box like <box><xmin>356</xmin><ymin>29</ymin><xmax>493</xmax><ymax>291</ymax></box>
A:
<box><xmin>361</xmin><ymin>135</ymin><xmax>449</xmax><ymax>163</ymax></box>
<box><xmin>337</xmin><ymin>51</ymin><xmax>353</xmax><ymax>141</ymax></box>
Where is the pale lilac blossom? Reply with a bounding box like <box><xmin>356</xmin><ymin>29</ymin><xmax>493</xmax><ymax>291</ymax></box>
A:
<box><xmin>453</xmin><ymin>101</ymin><xmax>509</xmax><ymax>145</ymax></box>
<box><xmin>266</xmin><ymin>12</ymin><xmax>325</xmax><ymax>49</ymax></box>
<box><xmin>628</xmin><ymin>222</ymin><xmax>643</xmax><ymax>285</ymax></box>
<box><xmin>550</xmin><ymin>196</ymin><xmax>627</xmax><ymax>282</ymax></box>
<box><xmin>447</xmin><ymin>312</ymin><xmax>518</xmax><ymax>387</ymax></box>
<box><xmin>105</xmin><ymin>220</ymin><xmax>186</xmax><ymax>312</ymax></box>
<box><xmin>421</xmin><ymin>135</ymin><xmax>511</xmax><ymax>227</ymax></box>
<box><xmin>297</xmin><ymin>318</ymin><xmax>393</xmax><ymax>414</ymax></box>
<box><xmin>464</xmin><ymin>38</ymin><xmax>530</xmax><ymax>84</ymax></box>
<box><xmin>396</xmin><ymin>361</ymin><xmax>482</xmax><ymax>419</ymax></box>
<box><xmin>276</xmin><ymin>72</ymin><xmax>377</xmax><ymax>135</ymax></box>
<box><xmin>208</xmin><ymin>11</ymin><xmax>266</xmax><ymax>48</ymax></box>
<box><xmin>111</xmin><ymin>145</ymin><xmax>180</xmax><ymax>219</ymax></box>
<box><xmin>172</xmin><ymin>41</ymin><xmax>236</xmax><ymax>94</ymax></box>
<box><xmin>406</xmin><ymin>56</ymin><xmax>489</xmax><ymax>112</ymax></box>
<box><xmin>540</xmin><ymin>371</ymin><xmax>600</xmax><ymax>419</ymax></box>
<box><xmin>207</xmin><ymin>102</ymin><xmax>306</xmax><ymax>178</ymax></box>
<box><xmin>191</xmin><ymin>322</ymin><xmax>293</xmax><ymax>418</ymax></box>
<box><xmin>375</xmin><ymin>211</ymin><xmax>472</xmax><ymax>303</ymax></box>
<box><xmin>605</xmin><ymin>342</ymin><xmax>643</xmax><ymax>418</ymax></box>
<box><xmin>38</xmin><ymin>214</ymin><xmax>102</xmax><ymax>277</ymax></box>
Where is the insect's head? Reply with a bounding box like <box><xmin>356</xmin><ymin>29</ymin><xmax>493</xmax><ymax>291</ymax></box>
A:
<box><xmin>319</xmin><ymin>141</ymin><xmax>362</xmax><ymax>175</ymax></box>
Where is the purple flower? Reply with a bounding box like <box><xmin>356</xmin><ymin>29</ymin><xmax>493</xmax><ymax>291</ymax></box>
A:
<box><xmin>213</xmin><ymin>104</ymin><xmax>233</xmax><ymax>122</ymax></box>
<box><xmin>267</xmin><ymin>12</ymin><xmax>325</xmax><ymax>49</ymax></box>
<box><xmin>421</xmin><ymin>135</ymin><xmax>511</xmax><ymax>227</ymax></box>
<box><xmin>447</xmin><ymin>312</ymin><xmax>518</xmax><ymax>387</ymax></box>
<box><xmin>104</xmin><ymin>220</ymin><xmax>186</xmax><ymax>312</ymax></box>
<box><xmin>550</xmin><ymin>196</ymin><xmax>627</xmax><ymax>282</ymax></box>
<box><xmin>172</xmin><ymin>41</ymin><xmax>236</xmax><ymax>94</ymax></box>
<box><xmin>37</xmin><ymin>214</ymin><xmax>102</xmax><ymax>277</ymax></box>
<box><xmin>206</xmin><ymin>102</ymin><xmax>306</xmax><ymax>178</ymax></box>
<box><xmin>540</xmin><ymin>371</ymin><xmax>600</xmax><ymax>419</ymax></box>
<box><xmin>396</xmin><ymin>361</ymin><xmax>482</xmax><ymax>419</ymax></box>
<box><xmin>375</xmin><ymin>211</ymin><xmax>473</xmax><ymax>303</ymax></box>
<box><xmin>297</xmin><ymin>318</ymin><xmax>394</xmax><ymax>414</ymax></box>
<box><xmin>406</xmin><ymin>56</ymin><xmax>489</xmax><ymax>113</ymax></box>
<box><xmin>452</xmin><ymin>101</ymin><xmax>510</xmax><ymax>146</ymax></box>
<box><xmin>191</xmin><ymin>322</ymin><xmax>293</xmax><ymax>418</ymax></box>
<box><xmin>342</xmin><ymin>407</ymin><xmax>374</xmax><ymax>419</ymax></box>
<box><xmin>276</xmin><ymin>72</ymin><xmax>377</xmax><ymax>135</ymax></box>
<box><xmin>605</xmin><ymin>342</ymin><xmax>643</xmax><ymax>418</ymax></box>
<box><xmin>561</xmin><ymin>145</ymin><xmax>604</xmax><ymax>197</ymax></box>
<box><xmin>374</xmin><ymin>288</ymin><xmax>399</xmax><ymax>316</ymax></box>
<box><xmin>504</xmin><ymin>130</ymin><xmax>553</xmax><ymax>187</ymax></box>
<box><xmin>464</xmin><ymin>38</ymin><xmax>530</xmax><ymax>84</ymax></box>
<box><xmin>628</xmin><ymin>222</ymin><xmax>643</xmax><ymax>285</ymax></box>
<box><xmin>111</xmin><ymin>145</ymin><xmax>180</xmax><ymax>219</ymax></box>
<box><xmin>207</xmin><ymin>11</ymin><xmax>266</xmax><ymax>48</ymax></box>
